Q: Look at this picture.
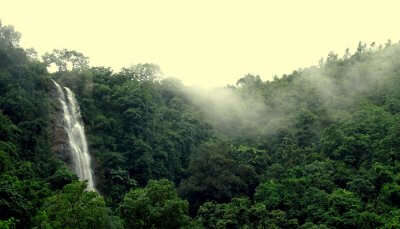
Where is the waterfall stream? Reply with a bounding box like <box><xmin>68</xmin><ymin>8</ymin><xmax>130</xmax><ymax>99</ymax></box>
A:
<box><xmin>52</xmin><ymin>80</ymin><xmax>96</xmax><ymax>191</ymax></box>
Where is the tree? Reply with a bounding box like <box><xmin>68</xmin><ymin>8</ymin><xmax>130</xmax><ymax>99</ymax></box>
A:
<box><xmin>0</xmin><ymin>218</ymin><xmax>16</xmax><ymax>229</ymax></box>
<box><xmin>42</xmin><ymin>49</ymin><xmax>89</xmax><ymax>72</ymax></box>
<box><xmin>179</xmin><ymin>141</ymin><xmax>255</xmax><ymax>214</ymax></box>
<box><xmin>119</xmin><ymin>179</ymin><xmax>190</xmax><ymax>229</ymax></box>
<box><xmin>119</xmin><ymin>63</ymin><xmax>161</xmax><ymax>82</ymax></box>
<box><xmin>0</xmin><ymin>20</ymin><xmax>21</xmax><ymax>48</ymax></box>
<box><xmin>197</xmin><ymin>197</ymin><xmax>258</xmax><ymax>228</ymax></box>
<box><xmin>325</xmin><ymin>189</ymin><xmax>362</xmax><ymax>228</ymax></box>
<box><xmin>0</xmin><ymin>21</ymin><xmax>26</xmax><ymax>67</ymax></box>
<box><xmin>33</xmin><ymin>182</ymin><xmax>121</xmax><ymax>229</ymax></box>
<box><xmin>254</xmin><ymin>180</ymin><xmax>283</xmax><ymax>210</ymax></box>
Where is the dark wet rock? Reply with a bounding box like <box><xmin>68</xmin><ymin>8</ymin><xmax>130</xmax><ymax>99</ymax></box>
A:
<box><xmin>49</xmin><ymin>82</ymin><xmax>73</xmax><ymax>168</ymax></box>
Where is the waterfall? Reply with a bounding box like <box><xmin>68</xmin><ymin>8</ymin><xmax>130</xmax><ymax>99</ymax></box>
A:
<box><xmin>52</xmin><ymin>80</ymin><xmax>96</xmax><ymax>191</ymax></box>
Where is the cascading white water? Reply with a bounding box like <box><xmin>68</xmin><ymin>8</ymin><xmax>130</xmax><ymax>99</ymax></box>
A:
<box><xmin>52</xmin><ymin>80</ymin><xmax>96</xmax><ymax>191</ymax></box>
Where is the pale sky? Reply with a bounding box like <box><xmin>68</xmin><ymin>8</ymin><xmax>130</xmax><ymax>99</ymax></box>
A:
<box><xmin>1</xmin><ymin>1</ymin><xmax>400</xmax><ymax>87</ymax></box>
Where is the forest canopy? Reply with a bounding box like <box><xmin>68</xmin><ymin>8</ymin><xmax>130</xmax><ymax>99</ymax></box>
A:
<box><xmin>1</xmin><ymin>21</ymin><xmax>400</xmax><ymax>228</ymax></box>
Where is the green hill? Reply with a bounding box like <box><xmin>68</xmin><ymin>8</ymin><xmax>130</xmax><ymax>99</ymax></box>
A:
<box><xmin>1</xmin><ymin>21</ymin><xmax>400</xmax><ymax>228</ymax></box>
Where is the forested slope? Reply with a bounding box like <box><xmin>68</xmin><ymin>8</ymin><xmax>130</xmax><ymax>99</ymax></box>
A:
<box><xmin>2</xmin><ymin>21</ymin><xmax>400</xmax><ymax>228</ymax></box>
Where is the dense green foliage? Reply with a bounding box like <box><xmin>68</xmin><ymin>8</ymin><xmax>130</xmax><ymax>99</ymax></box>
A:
<box><xmin>33</xmin><ymin>182</ymin><xmax>122</xmax><ymax>229</ymax></box>
<box><xmin>119</xmin><ymin>179</ymin><xmax>190</xmax><ymax>228</ymax></box>
<box><xmin>2</xmin><ymin>21</ymin><xmax>400</xmax><ymax>228</ymax></box>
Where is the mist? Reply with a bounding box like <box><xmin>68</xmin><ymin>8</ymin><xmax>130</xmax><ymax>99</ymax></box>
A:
<box><xmin>177</xmin><ymin>41</ymin><xmax>400</xmax><ymax>142</ymax></box>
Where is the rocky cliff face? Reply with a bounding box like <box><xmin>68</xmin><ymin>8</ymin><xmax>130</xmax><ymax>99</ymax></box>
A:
<box><xmin>49</xmin><ymin>82</ymin><xmax>73</xmax><ymax>168</ymax></box>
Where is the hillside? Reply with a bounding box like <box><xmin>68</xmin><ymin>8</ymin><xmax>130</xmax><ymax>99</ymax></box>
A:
<box><xmin>1</xmin><ymin>21</ymin><xmax>400</xmax><ymax>228</ymax></box>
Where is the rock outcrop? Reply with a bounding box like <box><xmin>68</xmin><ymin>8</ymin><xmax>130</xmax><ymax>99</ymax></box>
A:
<box><xmin>49</xmin><ymin>81</ymin><xmax>73</xmax><ymax>168</ymax></box>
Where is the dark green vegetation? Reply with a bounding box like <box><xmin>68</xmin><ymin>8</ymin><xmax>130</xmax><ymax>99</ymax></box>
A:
<box><xmin>1</xmin><ymin>21</ymin><xmax>400</xmax><ymax>228</ymax></box>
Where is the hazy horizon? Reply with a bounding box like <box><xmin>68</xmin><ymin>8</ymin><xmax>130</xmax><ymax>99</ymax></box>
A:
<box><xmin>2</xmin><ymin>0</ymin><xmax>400</xmax><ymax>87</ymax></box>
